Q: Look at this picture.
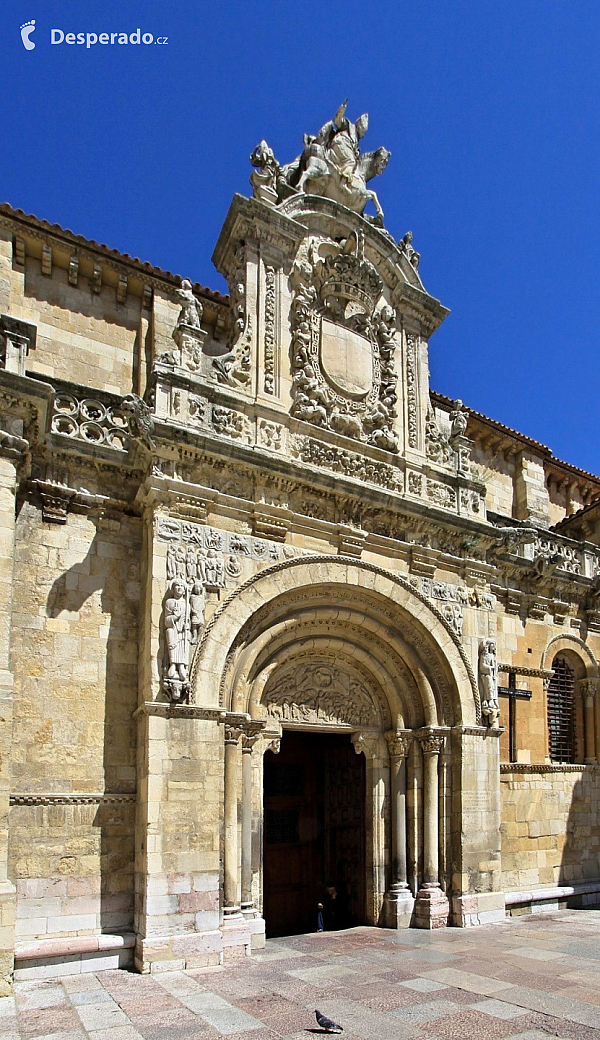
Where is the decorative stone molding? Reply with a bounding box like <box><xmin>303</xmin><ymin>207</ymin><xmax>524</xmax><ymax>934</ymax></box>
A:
<box><xmin>224</xmin><ymin>724</ymin><xmax>244</xmax><ymax>745</ymax></box>
<box><xmin>51</xmin><ymin>392</ymin><xmax>130</xmax><ymax>452</ymax></box>
<box><xmin>351</xmin><ymin>731</ymin><xmax>384</xmax><ymax>759</ymax></box>
<box><xmin>9</xmin><ymin>792</ymin><xmax>136</xmax><ymax>806</ymax></box>
<box><xmin>498</xmin><ymin>664</ymin><xmax>554</xmax><ymax>680</ymax></box>
<box><xmin>290</xmin><ymin>435</ymin><xmax>403</xmax><ymax>492</ymax></box>
<box><xmin>500</xmin><ymin>762</ymin><xmax>598</xmax><ymax>773</ymax></box>
<box><xmin>263</xmin><ymin>263</ymin><xmax>276</xmax><ymax>394</ymax></box>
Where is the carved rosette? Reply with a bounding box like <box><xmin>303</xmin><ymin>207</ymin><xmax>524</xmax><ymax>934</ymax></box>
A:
<box><xmin>288</xmin><ymin>236</ymin><xmax>399</xmax><ymax>452</ymax></box>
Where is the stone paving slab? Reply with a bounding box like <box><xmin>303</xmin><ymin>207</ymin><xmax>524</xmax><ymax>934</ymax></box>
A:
<box><xmin>4</xmin><ymin>909</ymin><xmax>600</xmax><ymax>1039</ymax></box>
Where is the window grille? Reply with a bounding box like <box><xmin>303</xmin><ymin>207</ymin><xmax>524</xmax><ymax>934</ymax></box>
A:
<box><xmin>547</xmin><ymin>655</ymin><xmax>576</xmax><ymax>763</ymax></box>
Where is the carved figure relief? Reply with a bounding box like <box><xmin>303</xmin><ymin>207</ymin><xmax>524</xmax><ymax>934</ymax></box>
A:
<box><xmin>289</xmin><ymin>232</ymin><xmax>399</xmax><ymax>452</ymax></box>
<box><xmin>479</xmin><ymin>638</ymin><xmax>500</xmax><ymax>727</ymax></box>
<box><xmin>264</xmin><ymin>661</ymin><xmax>380</xmax><ymax>728</ymax></box>
<box><xmin>163</xmin><ymin>579</ymin><xmax>193</xmax><ymax>702</ymax></box>
<box><xmin>425</xmin><ymin>404</ymin><xmax>454</xmax><ymax>466</ymax></box>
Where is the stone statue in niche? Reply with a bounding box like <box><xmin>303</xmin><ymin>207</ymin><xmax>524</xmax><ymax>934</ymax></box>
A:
<box><xmin>479</xmin><ymin>638</ymin><xmax>500</xmax><ymax>727</ymax></box>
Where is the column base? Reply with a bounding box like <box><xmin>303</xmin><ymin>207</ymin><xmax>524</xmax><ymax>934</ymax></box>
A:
<box><xmin>414</xmin><ymin>883</ymin><xmax>449</xmax><ymax>929</ymax></box>
<box><xmin>134</xmin><ymin>929</ymin><xmax>223</xmax><ymax>974</ymax></box>
<box><xmin>221</xmin><ymin>912</ymin><xmax>253</xmax><ymax>962</ymax></box>
<box><xmin>452</xmin><ymin>891</ymin><xmax>506</xmax><ymax>927</ymax></box>
<box><xmin>384</xmin><ymin>886</ymin><xmax>415</xmax><ymax>929</ymax></box>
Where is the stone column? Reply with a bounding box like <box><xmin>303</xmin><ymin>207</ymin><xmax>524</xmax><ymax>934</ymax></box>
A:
<box><xmin>240</xmin><ymin>724</ymin><xmax>262</xmax><ymax>912</ymax></box>
<box><xmin>0</xmin><ymin>434</ymin><xmax>27</xmax><ymax>994</ymax></box>
<box><xmin>223</xmin><ymin>724</ymin><xmax>243</xmax><ymax>915</ymax></box>
<box><xmin>414</xmin><ymin>730</ymin><xmax>449</xmax><ymax>929</ymax></box>
<box><xmin>581</xmin><ymin>679</ymin><xmax>598</xmax><ymax>764</ymax></box>
<box><xmin>384</xmin><ymin>730</ymin><xmax>414</xmax><ymax>927</ymax></box>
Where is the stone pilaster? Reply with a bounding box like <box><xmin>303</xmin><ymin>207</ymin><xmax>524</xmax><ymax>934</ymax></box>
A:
<box><xmin>0</xmin><ymin>435</ymin><xmax>27</xmax><ymax>993</ymax></box>
<box><xmin>580</xmin><ymin>679</ymin><xmax>598</xmax><ymax>764</ymax></box>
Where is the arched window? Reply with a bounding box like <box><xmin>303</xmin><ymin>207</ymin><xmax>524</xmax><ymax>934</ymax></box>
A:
<box><xmin>547</xmin><ymin>655</ymin><xmax>576</xmax><ymax>763</ymax></box>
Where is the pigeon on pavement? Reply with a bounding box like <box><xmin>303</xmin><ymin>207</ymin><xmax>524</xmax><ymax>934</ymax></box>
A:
<box><xmin>315</xmin><ymin>1009</ymin><xmax>343</xmax><ymax>1033</ymax></box>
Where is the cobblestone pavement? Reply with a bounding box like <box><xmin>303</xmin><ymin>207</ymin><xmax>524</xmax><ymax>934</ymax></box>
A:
<box><xmin>3</xmin><ymin>909</ymin><xmax>600</xmax><ymax>1040</ymax></box>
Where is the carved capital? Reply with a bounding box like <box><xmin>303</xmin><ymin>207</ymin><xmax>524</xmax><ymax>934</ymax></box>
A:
<box><xmin>224</xmin><ymin>724</ymin><xmax>244</xmax><ymax>746</ymax></box>
<box><xmin>580</xmin><ymin>678</ymin><xmax>599</xmax><ymax>700</ymax></box>
<box><xmin>241</xmin><ymin>721</ymin><xmax>265</xmax><ymax>752</ymax></box>
<box><xmin>418</xmin><ymin>730</ymin><xmax>445</xmax><ymax>756</ymax></box>
<box><xmin>385</xmin><ymin>729</ymin><xmax>411</xmax><ymax>760</ymax></box>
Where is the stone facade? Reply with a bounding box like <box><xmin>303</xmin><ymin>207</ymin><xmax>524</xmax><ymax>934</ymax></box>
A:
<box><xmin>0</xmin><ymin>106</ymin><xmax>599</xmax><ymax>993</ymax></box>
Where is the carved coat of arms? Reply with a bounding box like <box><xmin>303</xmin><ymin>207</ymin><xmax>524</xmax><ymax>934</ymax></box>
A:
<box><xmin>289</xmin><ymin>231</ymin><xmax>399</xmax><ymax>453</ymax></box>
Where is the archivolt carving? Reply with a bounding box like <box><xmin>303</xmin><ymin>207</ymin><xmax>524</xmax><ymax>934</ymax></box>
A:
<box><xmin>189</xmin><ymin>555</ymin><xmax>481</xmax><ymax>722</ymax></box>
<box><xmin>263</xmin><ymin>660</ymin><xmax>380</xmax><ymax>728</ymax></box>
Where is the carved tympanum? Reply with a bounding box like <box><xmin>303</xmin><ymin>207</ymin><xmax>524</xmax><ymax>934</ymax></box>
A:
<box><xmin>263</xmin><ymin>661</ymin><xmax>379</xmax><ymax>728</ymax></box>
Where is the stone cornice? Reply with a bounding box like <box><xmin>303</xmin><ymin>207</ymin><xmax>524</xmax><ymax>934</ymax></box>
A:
<box><xmin>500</xmin><ymin>762</ymin><xmax>599</xmax><ymax>773</ymax></box>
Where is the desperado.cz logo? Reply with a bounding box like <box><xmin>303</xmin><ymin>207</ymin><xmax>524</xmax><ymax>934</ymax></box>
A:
<box><xmin>20</xmin><ymin>20</ymin><xmax>168</xmax><ymax>50</ymax></box>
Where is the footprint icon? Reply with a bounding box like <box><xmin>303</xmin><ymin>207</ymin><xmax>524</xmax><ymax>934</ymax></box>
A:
<box><xmin>20</xmin><ymin>20</ymin><xmax>36</xmax><ymax>51</ymax></box>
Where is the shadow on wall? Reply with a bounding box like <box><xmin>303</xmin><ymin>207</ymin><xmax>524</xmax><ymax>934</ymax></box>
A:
<box><xmin>560</xmin><ymin>770</ymin><xmax>600</xmax><ymax>904</ymax></box>
<box><xmin>45</xmin><ymin>517</ymin><xmax>140</xmax><ymax>936</ymax></box>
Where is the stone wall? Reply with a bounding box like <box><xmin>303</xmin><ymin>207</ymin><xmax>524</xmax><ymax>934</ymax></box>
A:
<box><xmin>500</xmin><ymin>765</ymin><xmax>600</xmax><ymax>892</ymax></box>
<box><xmin>8</xmin><ymin>501</ymin><xmax>141</xmax><ymax>943</ymax></box>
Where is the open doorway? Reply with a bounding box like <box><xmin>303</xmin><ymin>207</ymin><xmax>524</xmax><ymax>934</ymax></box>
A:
<box><xmin>263</xmin><ymin>730</ymin><xmax>366</xmax><ymax>937</ymax></box>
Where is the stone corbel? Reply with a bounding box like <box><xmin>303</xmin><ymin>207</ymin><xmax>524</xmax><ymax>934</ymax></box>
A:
<box><xmin>34</xmin><ymin>479</ymin><xmax>77</xmax><ymax>524</ymax></box>
<box><xmin>0</xmin><ymin>315</ymin><xmax>36</xmax><ymax>376</ymax></box>
<box><xmin>351</xmin><ymin>731</ymin><xmax>386</xmax><ymax>761</ymax></box>
<box><xmin>337</xmin><ymin>524</ymin><xmax>368</xmax><ymax>558</ymax></box>
<box><xmin>252</xmin><ymin>504</ymin><xmax>291</xmax><ymax>543</ymax></box>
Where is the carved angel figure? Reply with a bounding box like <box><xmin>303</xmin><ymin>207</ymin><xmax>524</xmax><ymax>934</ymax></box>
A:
<box><xmin>176</xmin><ymin>278</ymin><xmax>203</xmax><ymax>330</ymax></box>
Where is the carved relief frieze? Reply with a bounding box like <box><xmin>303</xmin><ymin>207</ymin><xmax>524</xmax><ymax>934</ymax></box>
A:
<box><xmin>405</xmin><ymin>332</ymin><xmax>418</xmax><ymax>448</ymax></box>
<box><xmin>425</xmin><ymin>479</ymin><xmax>457</xmax><ymax>510</ymax></box>
<box><xmin>290</xmin><ymin>434</ymin><xmax>403</xmax><ymax>492</ymax></box>
<box><xmin>259</xmin><ymin>419</ymin><xmax>283</xmax><ymax>450</ymax></box>
<box><xmin>211</xmin><ymin>405</ymin><xmax>252</xmax><ymax>442</ymax></box>
<box><xmin>156</xmin><ymin>516</ymin><xmax>281</xmax><ymax>563</ymax></box>
<box><xmin>263</xmin><ymin>661</ymin><xmax>380</xmax><ymax>728</ymax></box>
<box><xmin>288</xmin><ymin>233</ymin><xmax>399</xmax><ymax>452</ymax></box>
<box><xmin>264</xmin><ymin>263</ymin><xmax>276</xmax><ymax>394</ymax></box>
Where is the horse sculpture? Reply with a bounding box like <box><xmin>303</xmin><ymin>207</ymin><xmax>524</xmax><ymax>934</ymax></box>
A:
<box><xmin>278</xmin><ymin>102</ymin><xmax>391</xmax><ymax>225</ymax></box>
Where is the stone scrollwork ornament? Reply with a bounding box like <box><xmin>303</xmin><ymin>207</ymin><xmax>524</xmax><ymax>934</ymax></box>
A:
<box><xmin>212</xmin><ymin>243</ymin><xmax>252</xmax><ymax>389</ymax></box>
<box><xmin>289</xmin><ymin>233</ymin><xmax>399</xmax><ymax>452</ymax></box>
<box><xmin>479</xmin><ymin>638</ymin><xmax>500</xmax><ymax>727</ymax></box>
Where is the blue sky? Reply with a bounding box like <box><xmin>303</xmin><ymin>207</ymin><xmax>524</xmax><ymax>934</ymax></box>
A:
<box><xmin>4</xmin><ymin>1</ymin><xmax>600</xmax><ymax>473</ymax></box>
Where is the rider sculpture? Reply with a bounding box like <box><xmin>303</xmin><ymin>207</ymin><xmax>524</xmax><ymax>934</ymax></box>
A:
<box><xmin>250</xmin><ymin>101</ymin><xmax>391</xmax><ymax>225</ymax></box>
